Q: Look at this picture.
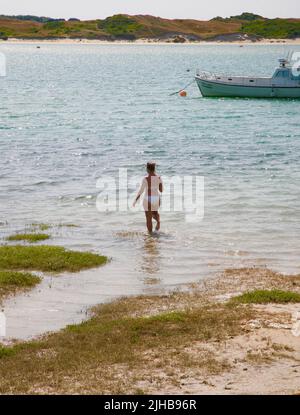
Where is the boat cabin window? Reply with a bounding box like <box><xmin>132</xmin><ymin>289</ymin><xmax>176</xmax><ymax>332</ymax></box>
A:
<box><xmin>249</xmin><ymin>80</ymin><xmax>254</xmax><ymax>82</ymax></box>
<box><xmin>275</xmin><ymin>70</ymin><xmax>289</xmax><ymax>78</ymax></box>
<box><xmin>228</xmin><ymin>78</ymin><xmax>232</xmax><ymax>81</ymax></box>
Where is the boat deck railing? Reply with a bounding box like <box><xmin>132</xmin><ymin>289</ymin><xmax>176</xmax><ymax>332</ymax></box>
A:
<box><xmin>196</xmin><ymin>70</ymin><xmax>218</xmax><ymax>80</ymax></box>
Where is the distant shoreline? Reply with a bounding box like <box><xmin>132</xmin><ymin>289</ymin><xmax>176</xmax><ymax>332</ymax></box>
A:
<box><xmin>1</xmin><ymin>13</ymin><xmax>300</xmax><ymax>47</ymax></box>
<box><xmin>1</xmin><ymin>37</ymin><xmax>300</xmax><ymax>46</ymax></box>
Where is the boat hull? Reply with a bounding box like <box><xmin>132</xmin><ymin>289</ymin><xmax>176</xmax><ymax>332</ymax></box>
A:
<box><xmin>196</xmin><ymin>77</ymin><xmax>300</xmax><ymax>98</ymax></box>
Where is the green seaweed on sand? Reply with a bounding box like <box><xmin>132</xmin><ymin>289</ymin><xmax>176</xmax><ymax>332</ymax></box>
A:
<box><xmin>0</xmin><ymin>245</ymin><xmax>108</xmax><ymax>273</ymax></box>
<box><xmin>29</xmin><ymin>223</ymin><xmax>79</xmax><ymax>230</ymax></box>
<box><xmin>230</xmin><ymin>289</ymin><xmax>300</xmax><ymax>304</ymax></box>
<box><xmin>0</xmin><ymin>271</ymin><xmax>41</xmax><ymax>287</ymax></box>
<box><xmin>57</xmin><ymin>223</ymin><xmax>79</xmax><ymax>228</ymax></box>
<box><xmin>6</xmin><ymin>233</ymin><xmax>50</xmax><ymax>243</ymax></box>
<box><xmin>0</xmin><ymin>271</ymin><xmax>41</xmax><ymax>301</ymax></box>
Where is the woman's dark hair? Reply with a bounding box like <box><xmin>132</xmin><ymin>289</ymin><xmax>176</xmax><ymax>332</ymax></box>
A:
<box><xmin>147</xmin><ymin>161</ymin><xmax>156</xmax><ymax>173</ymax></box>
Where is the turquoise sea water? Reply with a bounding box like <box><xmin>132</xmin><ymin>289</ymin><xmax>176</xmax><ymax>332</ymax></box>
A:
<box><xmin>0</xmin><ymin>43</ymin><xmax>300</xmax><ymax>338</ymax></box>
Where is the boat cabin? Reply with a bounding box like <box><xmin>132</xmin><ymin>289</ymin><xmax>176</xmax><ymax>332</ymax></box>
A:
<box><xmin>273</xmin><ymin>58</ymin><xmax>300</xmax><ymax>80</ymax></box>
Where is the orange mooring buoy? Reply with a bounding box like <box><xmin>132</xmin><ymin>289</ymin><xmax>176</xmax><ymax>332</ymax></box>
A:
<box><xmin>179</xmin><ymin>90</ymin><xmax>187</xmax><ymax>97</ymax></box>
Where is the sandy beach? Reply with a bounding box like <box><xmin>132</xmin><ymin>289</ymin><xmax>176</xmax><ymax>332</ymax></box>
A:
<box><xmin>1</xmin><ymin>266</ymin><xmax>300</xmax><ymax>394</ymax></box>
<box><xmin>1</xmin><ymin>37</ymin><xmax>300</xmax><ymax>46</ymax></box>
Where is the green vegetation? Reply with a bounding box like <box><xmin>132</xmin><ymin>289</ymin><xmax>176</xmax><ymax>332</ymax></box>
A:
<box><xmin>0</xmin><ymin>346</ymin><xmax>15</xmax><ymax>359</ymax></box>
<box><xmin>97</xmin><ymin>15</ymin><xmax>143</xmax><ymax>39</ymax></box>
<box><xmin>0</xmin><ymin>31</ymin><xmax>8</xmax><ymax>40</ymax></box>
<box><xmin>231</xmin><ymin>12</ymin><xmax>264</xmax><ymax>21</ymax></box>
<box><xmin>212</xmin><ymin>12</ymin><xmax>264</xmax><ymax>22</ymax></box>
<box><xmin>230</xmin><ymin>289</ymin><xmax>300</xmax><ymax>304</ymax></box>
<box><xmin>43</xmin><ymin>21</ymin><xmax>65</xmax><ymax>30</ymax></box>
<box><xmin>0</xmin><ymin>271</ymin><xmax>41</xmax><ymax>301</ymax></box>
<box><xmin>0</xmin><ymin>294</ymin><xmax>254</xmax><ymax>394</ymax></box>
<box><xmin>6</xmin><ymin>233</ymin><xmax>50</xmax><ymax>243</ymax></box>
<box><xmin>242</xmin><ymin>19</ymin><xmax>300</xmax><ymax>39</ymax></box>
<box><xmin>0</xmin><ymin>245</ymin><xmax>107</xmax><ymax>273</ymax></box>
<box><xmin>0</xmin><ymin>15</ymin><xmax>65</xmax><ymax>23</ymax></box>
<box><xmin>42</xmin><ymin>20</ymin><xmax>73</xmax><ymax>36</ymax></box>
<box><xmin>0</xmin><ymin>271</ymin><xmax>41</xmax><ymax>287</ymax></box>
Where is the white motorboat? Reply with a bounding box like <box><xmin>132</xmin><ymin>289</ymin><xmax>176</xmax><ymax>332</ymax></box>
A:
<box><xmin>195</xmin><ymin>52</ymin><xmax>300</xmax><ymax>98</ymax></box>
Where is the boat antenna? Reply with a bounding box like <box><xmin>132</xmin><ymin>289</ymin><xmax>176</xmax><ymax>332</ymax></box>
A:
<box><xmin>286</xmin><ymin>50</ymin><xmax>293</xmax><ymax>63</ymax></box>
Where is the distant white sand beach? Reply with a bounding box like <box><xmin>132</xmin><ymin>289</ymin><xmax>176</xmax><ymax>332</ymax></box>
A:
<box><xmin>1</xmin><ymin>37</ymin><xmax>300</xmax><ymax>46</ymax></box>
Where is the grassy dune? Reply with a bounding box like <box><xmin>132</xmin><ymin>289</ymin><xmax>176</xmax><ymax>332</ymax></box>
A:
<box><xmin>0</xmin><ymin>15</ymin><xmax>240</xmax><ymax>40</ymax></box>
<box><xmin>0</xmin><ymin>13</ymin><xmax>299</xmax><ymax>41</ymax></box>
<box><xmin>0</xmin><ymin>17</ymin><xmax>107</xmax><ymax>40</ymax></box>
<box><xmin>126</xmin><ymin>15</ymin><xmax>242</xmax><ymax>40</ymax></box>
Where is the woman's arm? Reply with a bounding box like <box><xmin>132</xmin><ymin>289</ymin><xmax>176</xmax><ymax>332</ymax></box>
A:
<box><xmin>133</xmin><ymin>178</ymin><xmax>146</xmax><ymax>207</ymax></box>
<box><xmin>159</xmin><ymin>177</ymin><xmax>163</xmax><ymax>193</ymax></box>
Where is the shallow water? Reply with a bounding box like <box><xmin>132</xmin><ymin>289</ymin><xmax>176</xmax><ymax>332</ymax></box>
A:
<box><xmin>0</xmin><ymin>43</ymin><xmax>300</xmax><ymax>340</ymax></box>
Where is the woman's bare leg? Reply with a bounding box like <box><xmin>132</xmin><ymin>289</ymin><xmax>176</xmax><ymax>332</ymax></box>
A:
<box><xmin>145</xmin><ymin>211</ymin><xmax>153</xmax><ymax>233</ymax></box>
<box><xmin>152</xmin><ymin>211</ymin><xmax>160</xmax><ymax>231</ymax></box>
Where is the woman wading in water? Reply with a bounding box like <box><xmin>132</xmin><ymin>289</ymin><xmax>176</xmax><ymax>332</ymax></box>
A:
<box><xmin>133</xmin><ymin>162</ymin><xmax>163</xmax><ymax>233</ymax></box>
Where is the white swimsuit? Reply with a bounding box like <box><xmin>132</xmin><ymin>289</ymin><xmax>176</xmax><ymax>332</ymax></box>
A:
<box><xmin>137</xmin><ymin>175</ymin><xmax>162</xmax><ymax>212</ymax></box>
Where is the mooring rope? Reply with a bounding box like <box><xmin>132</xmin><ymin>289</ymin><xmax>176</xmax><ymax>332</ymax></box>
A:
<box><xmin>169</xmin><ymin>78</ymin><xmax>195</xmax><ymax>96</ymax></box>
